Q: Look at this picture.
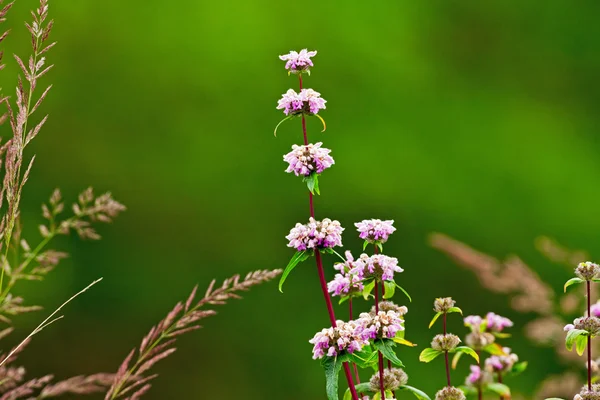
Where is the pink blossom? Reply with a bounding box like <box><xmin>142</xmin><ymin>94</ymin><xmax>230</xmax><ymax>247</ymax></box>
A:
<box><xmin>309</xmin><ymin>320</ymin><xmax>368</xmax><ymax>359</ymax></box>
<box><xmin>279</xmin><ymin>49</ymin><xmax>317</xmax><ymax>73</ymax></box>
<box><xmin>355</xmin><ymin>219</ymin><xmax>396</xmax><ymax>244</ymax></box>
<box><xmin>276</xmin><ymin>88</ymin><xmax>326</xmax><ymax>116</ymax></box>
<box><xmin>356</xmin><ymin>310</ymin><xmax>405</xmax><ymax>340</ymax></box>
<box><xmin>286</xmin><ymin>217</ymin><xmax>343</xmax><ymax>251</ymax></box>
<box><xmin>486</xmin><ymin>312</ymin><xmax>513</xmax><ymax>332</ymax></box>
<box><xmin>466</xmin><ymin>365</ymin><xmax>482</xmax><ymax>385</ymax></box>
<box><xmin>327</xmin><ymin>273</ymin><xmax>364</xmax><ymax>297</ymax></box>
<box><xmin>283</xmin><ymin>142</ymin><xmax>334</xmax><ymax>177</ymax></box>
<box><xmin>349</xmin><ymin>253</ymin><xmax>403</xmax><ymax>282</ymax></box>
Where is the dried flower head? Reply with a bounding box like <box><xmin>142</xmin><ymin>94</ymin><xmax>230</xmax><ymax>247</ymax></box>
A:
<box><xmin>465</xmin><ymin>332</ymin><xmax>495</xmax><ymax>350</ymax></box>
<box><xmin>575</xmin><ymin>261</ymin><xmax>600</xmax><ymax>281</ymax></box>
<box><xmin>357</xmin><ymin>310</ymin><xmax>404</xmax><ymax>340</ymax></box>
<box><xmin>277</xmin><ymin>88</ymin><xmax>326</xmax><ymax>116</ymax></box>
<box><xmin>576</xmin><ymin>385</ymin><xmax>600</xmax><ymax>400</ymax></box>
<box><xmin>435</xmin><ymin>387</ymin><xmax>466</xmax><ymax>400</ymax></box>
<box><xmin>279</xmin><ymin>49</ymin><xmax>317</xmax><ymax>73</ymax></box>
<box><xmin>355</xmin><ymin>219</ymin><xmax>396</xmax><ymax>244</ymax></box>
<box><xmin>434</xmin><ymin>297</ymin><xmax>456</xmax><ymax>313</ymax></box>
<box><xmin>309</xmin><ymin>320</ymin><xmax>368</xmax><ymax>359</ymax></box>
<box><xmin>286</xmin><ymin>217</ymin><xmax>344</xmax><ymax>251</ymax></box>
<box><xmin>327</xmin><ymin>273</ymin><xmax>363</xmax><ymax>297</ymax></box>
<box><xmin>283</xmin><ymin>142</ymin><xmax>334</xmax><ymax>177</ymax></box>
<box><xmin>371</xmin><ymin>301</ymin><xmax>408</xmax><ymax>316</ymax></box>
<box><xmin>350</xmin><ymin>253</ymin><xmax>403</xmax><ymax>281</ymax></box>
<box><xmin>485</xmin><ymin>312</ymin><xmax>513</xmax><ymax>332</ymax></box>
<box><xmin>368</xmin><ymin>368</ymin><xmax>408</xmax><ymax>392</ymax></box>
<box><xmin>568</xmin><ymin>317</ymin><xmax>600</xmax><ymax>336</ymax></box>
<box><xmin>485</xmin><ymin>348</ymin><xmax>518</xmax><ymax>372</ymax></box>
<box><xmin>431</xmin><ymin>334</ymin><xmax>461</xmax><ymax>352</ymax></box>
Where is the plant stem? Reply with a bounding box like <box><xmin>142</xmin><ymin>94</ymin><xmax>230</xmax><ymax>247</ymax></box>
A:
<box><xmin>349</xmin><ymin>298</ymin><xmax>365</xmax><ymax>399</ymax></box>
<box><xmin>497</xmin><ymin>372</ymin><xmax>504</xmax><ymax>400</ymax></box>
<box><xmin>477</xmin><ymin>350</ymin><xmax>482</xmax><ymax>400</ymax></box>
<box><xmin>588</xmin><ymin>280</ymin><xmax>592</xmax><ymax>390</ymax></box>
<box><xmin>443</xmin><ymin>313</ymin><xmax>451</xmax><ymax>387</ymax></box>
<box><xmin>297</xmin><ymin>74</ymin><xmax>358</xmax><ymax>400</ymax></box>
<box><xmin>374</xmin><ymin>282</ymin><xmax>386</xmax><ymax>400</ymax></box>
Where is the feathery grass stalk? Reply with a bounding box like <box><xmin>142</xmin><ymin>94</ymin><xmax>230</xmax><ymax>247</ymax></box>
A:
<box><xmin>0</xmin><ymin>278</ymin><xmax>102</xmax><ymax>368</ymax></box>
<box><xmin>296</xmin><ymin>73</ymin><xmax>359</xmax><ymax>400</ymax></box>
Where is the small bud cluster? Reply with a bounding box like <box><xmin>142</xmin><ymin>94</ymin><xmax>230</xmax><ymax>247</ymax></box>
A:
<box><xmin>349</xmin><ymin>253</ymin><xmax>403</xmax><ymax>281</ymax></box>
<box><xmin>357</xmin><ymin>310</ymin><xmax>405</xmax><ymax>340</ymax></box>
<box><xmin>434</xmin><ymin>387</ymin><xmax>466</xmax><ymax>400</ymax></box>
<box><xmin>283</xmin><ymin>142</ymin><xmax>334</xmax><ymax>177</ymax></box>
<box><xmin>327</xmin><ymin>273</ymin><xmax>363</xmax><ymax>297</ymax></box>
<box><xmin>465</xmin><ymin>332</ymin><xmax>495</xmax><ymax>350</ymax></box>
<box><xmin>279</xmin><ymin>49</ymin><xmax>317</xmax><ymax>73</ymax></box>
<box><xmin>371</xmin><ymin>301</ymin><xmax>408</xmax><ymax>316</ymax></box>
<box><xmin>575</xmin><ymin>261</ymin><xmax>600</xmax><ymax>281</ymax></box>
<box><xmin>286</xmin><ymin>217</ymin><xmax>343</xmax><ymax>251</ymax></box>
<box><xmin>431</xmin><ymin>334</ymin><xmax>461</xmax><ymax>352</ymax></box>
<box><xmin>277</xmin><ymin>88</ymin><xmax>327</xmax><ymax>116</ymax></box>
<box><xmin>564</xmin><ymin>317</ymin><xmax>600</xmax><ymax>336</ymax></box>
<box><xmin>368</xmin><ymin>368</ymin><xmax>408</xmax><ymax>392</ymax></box>
<box><xmin>484</xmin><ymin>348</ymin><xmax>518</xmax><ymax>373</ymax></box>
<box><xmin>575</xmin><ymin>385</ymin><xmax>600</xmax><ymax>400</ymax></box>
<box><xmin>309</xmin><ymin>320</ymin><xmax>369</xmax><ymax>359</ymax></box>
<box><xmin>485</xmin><ymin>312</ymin><xmax>514</xmax><ymax>332</ymax></box>
<box><xmin>355</xmin><ymin>219</ymin><xmax>396</xmax><ymax>244</ymax></box>
<box><xmin>434</xmin><ymin>297</ymin><xmax>456</xmax><ymax>313</ymax></box>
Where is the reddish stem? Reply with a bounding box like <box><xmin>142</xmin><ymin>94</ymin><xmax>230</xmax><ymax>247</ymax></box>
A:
<box><xmin>497</xmin><ymin>372</ymin><xmax>504</xmax><ymax>400</ymax></box>
<box><xmin>349</xmin><ymin>298</ymin><xmax>365</xmax><ymax>399</ymax></box>
<box><xmin>443</xmin><ymin>313</ymin><xmax>451</xmax><ymax>387</ymax></box>
<box><xmin>298</xmin><ymin>74</ymin><xmax>358</xmax><ymax>400</ymax></box>
<box><xmin>374</xmin><ymin>282</ymin><xmax>386</xmax><ymax>399</ymax></box>
<box><xmin>588</xmin><ymin>280</ymin><xmax>592</xmax><ymax>390</ymax></box>
<box><xmin>477</xmin><ymin>350</ymin><xmax>482</xmax><ymax>400</ymax></box>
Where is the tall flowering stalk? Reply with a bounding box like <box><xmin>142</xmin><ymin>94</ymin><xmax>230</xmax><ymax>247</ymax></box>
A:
<box><xmin>419</xmin><ymin>297</ymin><xmax>476</xmax><ymax>400</ymax></box>
<box><xmin>562</xmin><ymin>261</ymin><xmax>600</xmax><ymax>398</ymax></box>
<box><xmin>276</xmin><ymin>49</ymin><xmax>359</xmax><ymax>400</ymax></box>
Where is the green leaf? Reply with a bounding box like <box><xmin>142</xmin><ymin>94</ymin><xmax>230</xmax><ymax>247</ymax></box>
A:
<box><xmin>279</xmin><ymin>251</ymin><xmax>310</xmax><ymax>292</ymax></box>
<box><xmin>373</xmin><ymin>393</ymin><xmax>381</xmax><ymax>400</ymax></box>
<box><xmin>447</xmin><ymin>307</ymin><xmax>463</xmax><ymax>315</ymax></box>
<box><xmin>394</xmin><ymin>283</ymin><xmax>412</xmax><ymax>302</ymax></box>
<box><xmin>362</xmin><ymin>280</ymin><xmax>376</xmax><ymax>300</ymax></box>
<box><xmin>486</xmin><ymin>383</ymin><xmax>510</xmax><ymax>396</ymax></box>
<box><xmin>566</xmin><ymin>329</ymin><xmax>588</xmax><ymax>352</ymax></box>
<box><xmin>305</xmin><ymin>174</ymin><xmax>319</xmax><ymax>195</ymax></box>
<box><xmin>348</xmin><ymin>349</ymin><xmax>378</xmax><ymax>369</ymax></box>
<box><xmin>508</xmin><ymin>361</ymin><xmax>528</xmax><ymax>377</ymax></box>
<box><xmin>482</xmin><ymin>343</ymin><xmax>505</xmax><ymax>356</ymax></box>
<box><xmin>377</xmin><ymin>243</ymin><xmax>383</xmax><ymax>253</ymax></box>
<box><xmin>419</xmin><ymin>347</ymin><xmax>443</xmax><ymax>363</ymax></box>
<box><xmin>322</xmin><ymin>355</ymin><xmax>344</xmax><ymax>400</ymax></box>
<box><xmin>393</xmin><ymin>337</ymin><xmax>417</xmax><ymax>347</ymax></box>
<box><xmin>450</xmin><ymin>346</ymin><xmax>479</xmax><ymax>364</ymax></box>
<box><xmin>399</xmin><ymin>385</ymin><xmax>432</xmax><ymax>400</ymax></box>
<box><xmin>338</xmin><ymin>296</ymin><xmax>350</xmax><ymax>305</ymax></box>
<box><xmin>354</xmin><ymin>383</ymin><xmax>372</xmax><ymax>394</ymax></box>
<box><xmin>383</xmin><ymin>281</ymin><xmax>395</xmax><ymax>299</ymax></box>
<box><xmin>564</xmin><ymin>277</ymin><xmax>585</xmax><ymax>292</ymax></box>
<box><xmin>451</xmin><ymin>351</ymin><xmax>463</xmax><ymax>369</ymax></box>
<box><xmin>343</xmin><ymin>389</ymin><xmax>352</xmax><ymax>400</ymax></box>
<box><xmin>363</xmin><ymin>241</ymin><xmax>369</xmax><ymax>251</ymax></box>
<box><xmin>374</xmin><ymin>339</ymin><xmax>404</xmax><ymax>367</ymax></box>
<box><xmin>331</xmin><ymin>249</ymin><xmax>346</xmax><ymax>263</ymax></box>
<box><xmin>492</xmin><ymin>332</ymin><xmax>511</xmax><ymax>339</ymax></box>
<box><xmin>273</xmin><ymin>115</ymin><xmax>293</xmax><ymax>136</ymax></box>
<box><xmin>429</xmin><ymin>312</ymin><xmax>443</xmax><ymax>329</ymax></box>
<box><xmin>576</xmin><ymin>334</ymin><xmax>588</xmax><ymax>356</ymax></box>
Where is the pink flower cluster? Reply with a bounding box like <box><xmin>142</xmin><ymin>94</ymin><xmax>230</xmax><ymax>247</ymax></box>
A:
<box><xmin>328</xmin><ymin>272</ymin><xmax>363</xmax><ymax>297</ymax></box>
<box><xmin>309</xmin><ymin>320</ymin><xmax>368</xmax><ymax>359</ymax></box>
<box><xmin>279</xmin><ymin>49</ymin><xmax>317</xmax><ymax>73</ymax></box>
<box><xmin>356</xmin><ymin>310</ymin><xmax>405</xmax><ymax>340</ymax></box>
<box><xmin>349</xmin><ymin>253</ymin><xmax>403</xmax><ymax>281</ymax></box>
<box><xmin>286</xmin><ymin>217</ymin><xmax>343</xmax><ymax>251</ymax></box>
<box><xmin>277</xmin><ymin>88</ymin><xmax>327</xmax><ymax>116</ymax></box>
<box><xmin>355</xmin><ymin>219</ymin><xmax>396</xmax><ymax>244</ymax></box>
<box><xmin>485</xmin><ymin>312</ymin><xmax>513</xmax><ymax>332</ymax></box>
<box><xmin>466</xmin><ymin>365</ymin><xmax>483</xmax><ymax>385</ymax></box>
<box><xmin>484</xmin><ymin>348</ymin><xmax>518</xmax><ymax>372</ymax></box>
<box><xmin>592</xmin><ymin>300</ymin><xmax>600</xmax><ymax>318</ymax></box>
<box><xmin>283</xmin><ymin>142</ymin><xmax>334</xmax><ymax>177</ymax></box>
<box><xmin>464</xmin><ymin>313</ymin><xmax>513</xmax><ymax>333</ymax></box>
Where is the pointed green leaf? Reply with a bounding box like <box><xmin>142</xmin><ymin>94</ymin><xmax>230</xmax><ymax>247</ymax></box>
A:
<box><xmin>482</xmin><ymin>343</ymin><xmax>505</xmax><ymax>356</ymax></box>
<box><xmin>451</xmin><ymin>346</ymin><xmax>479</xmax><ymax>364</ymax></box>
<box><xmin>492</xmin><ymin>332</ymin><xmax>511</xmax><ymax>339</ymax></box>
<box><xmin>373</xmin><ymin>393</ymin><xmax>381</xmax><ymax>400</ymax></box>
<box><xmin>273</xmin><ymin>115</ymin><xmax>293</xmax><ymax>136</ymax></box>
<box><xmin>279</xmin><ymin>251</ymin><xmax>308</xmax><ymax>292</ymax></box>
<box><xmin>383</xmin><ymin>281</ymin><xmax>395</xmax><ymax>299</ymax></box>
<box><xmin>314</xmin><ymin>174</ymin><xmax>320</xmax><ymax>195</ymax></box>
<box><xmin>576</xmin><ymin>334</ymin><xmax>588</xmax><ymax>356</ymax></box>
<box><xmin>566</xmin><ymin>329</ymin><xmax>588</xmax><ymax>352</ymax></box>
<box><xmin>394</xmin><ymin>283</ymin><xmax>412</xmax><ymax>302</ymax></box>
<box><xmin>393</xmin><ymin>337</ymin><xmax>417</xmax><ymax>347</ymax></box>
<box><xmin>305</xmin><ymin>174</ymin><xmax>316</xmax><ymax>195</ymax></box>
<box><xmin>374</xmin><ymin>339</ymin><xmax>404</xmax><ymax>367</ymax></box>
<box><xmin>451</xmin><ymin>351</ymin><xmax>463</xmax><ymax>369</ymax></box>
<box><xmin>363</xmin><ymin>241</ymin><xmax>369</xmax><ymax>251</ymax></box>
<box><xmin>322</xmin><ymin>356</ymin><xmax>344</xmax><ymax>400</ymax></box>
<box><xmin>338</xmin><ymin>296</ymin><xmax>350</xmax><ymax>305</ymax></box>
<box><xmin>362</xmin><ymin>280</ymin><xmax>376</xmax><ymax>300</ymax></box>
<box><xmin>343</xmin><ymin>389</ymin><xmax>353</xmax><ymax>400</ymax></box>
<box><xmin>419</xmin><ymin>347</ymin><xmax>443</xmax><ymax>363</ymax></box>
<box><xmin>377</xmin><ymin>243</ymin><xmax>383</xmax><ymax>253</ymax></box>
<box><xmin>564</xmin><ymin>277</ymin><xmax>585</xmax><ymax>292</ymax></box>
<box><xmin>399</xmin><ymin>385</ymin><xmax>432</xmax><ymax>400</ymax></box>
<box><xmin>508</xmin><ymin>361</ymin><xmax>527</xmax><ymax>377</ymax></box>
<box><xmin>429</xmin><ymin>312</ymin><xmax>443</xmax><ymax>329</ymax></box>
<box><xmin>447</xmin><ymin>307</ymin><xmax>463</xmax><ymax>315</ymax></box>
<box><xmin>486</xmin><ymin>383</ymin><xmax>510</xmax><ymax>396</ymax></box>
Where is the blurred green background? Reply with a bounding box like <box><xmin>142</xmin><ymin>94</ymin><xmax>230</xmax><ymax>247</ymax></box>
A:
<box><xmin>1</xmin><ymin>0</ymin><xmax>599</xmax><ymax>398</ymax></box>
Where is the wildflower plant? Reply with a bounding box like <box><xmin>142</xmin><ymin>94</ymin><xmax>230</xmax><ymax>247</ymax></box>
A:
<box><xmin>274</xmin><ymin>50</ymin><xmax>427</xmax><ymax>400</ymax></box>
<box><xmin>419</xmin><ymin>298</ymin><xmax>477</xmax><ymax>400</ymax></box>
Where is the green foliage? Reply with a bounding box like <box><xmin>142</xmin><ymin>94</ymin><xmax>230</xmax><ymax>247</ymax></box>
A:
<box><xmin>564</xmin><ymin>277</ymin><xmax>585</xmax><ymax>292</ymax></box>
<box><xmin>565</xmin><ymin>329</ymin><xmax>588</xmax><ymax>353</ymax></box>
<box><xmin>374</xmin><ymin>339</ymin><xmax>404</xmax><ymax>367</ymax></box>
<box><xmin>486</xmin><ymin>383</ymin><xmax>511</xmax><ymax>396</ymax></box>
<box><xmin>383</xmin><ymin>280</ymin><xmax>395</xmax><ymax>299</ymax></box>
<box><xmin>304</xmin><ymin>173</ymin><xmax>320</xmax><ymax>195</ymax></box>
<box><xmin>399</xmin><ymin>385</ymin><xmax>433</xmax><ymax>400</ymax></box>
<box><xmin>278</xmin><ymin>251</ymin><xmax>311</xmax><ymax>292</ymax></box>
<box><xmin>362</xmin><ymin>280</ymin><xmax>376</xmax><ymax>300</ymax></box>
<box><xmin>322</xmin><ymin>355</ymin><xmax>347</xmax><ymax>400</ymax></box>
<box><xmin>419</xmin><ymin>347</ymin><xmax>443</xmax><ymax>363</ymax></box>
<box><xmin>450</xmin><ymin>346</ymin><xmax>479</xmax><ymax>363</ymax></box>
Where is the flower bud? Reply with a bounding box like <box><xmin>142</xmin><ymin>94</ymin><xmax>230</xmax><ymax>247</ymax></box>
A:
<box><xmin>368</xmin><ymin>368</ymin><xmax>408</xmax><ymax>392</ymax></box>
<box><xmin>573</xmin><ymin>317</ymin><xmax>600</xmax><ymax>336</ymax></box>
<box><xmin>465</xmin><ymin>332</ymin><xmax>495</xmax><ymax>350</ymax></box>
<box><xmin>431</xmin><ymin>334</ymin><xmax>461</xmax><ymax>352</ymax></box>
<box><xmin>575</xmin><ymin>261</ymin><xmax>600</xmax><ymax>281</ymax></box>
<box><xmin>435</xmin><ymin>387</ymin><xmax>466</xmax><ymax>400</ymax></box>
<box><xmin>434</xmin><ymin>297</ymin><xmax>456</xmax><ymax>313</ymax></box>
